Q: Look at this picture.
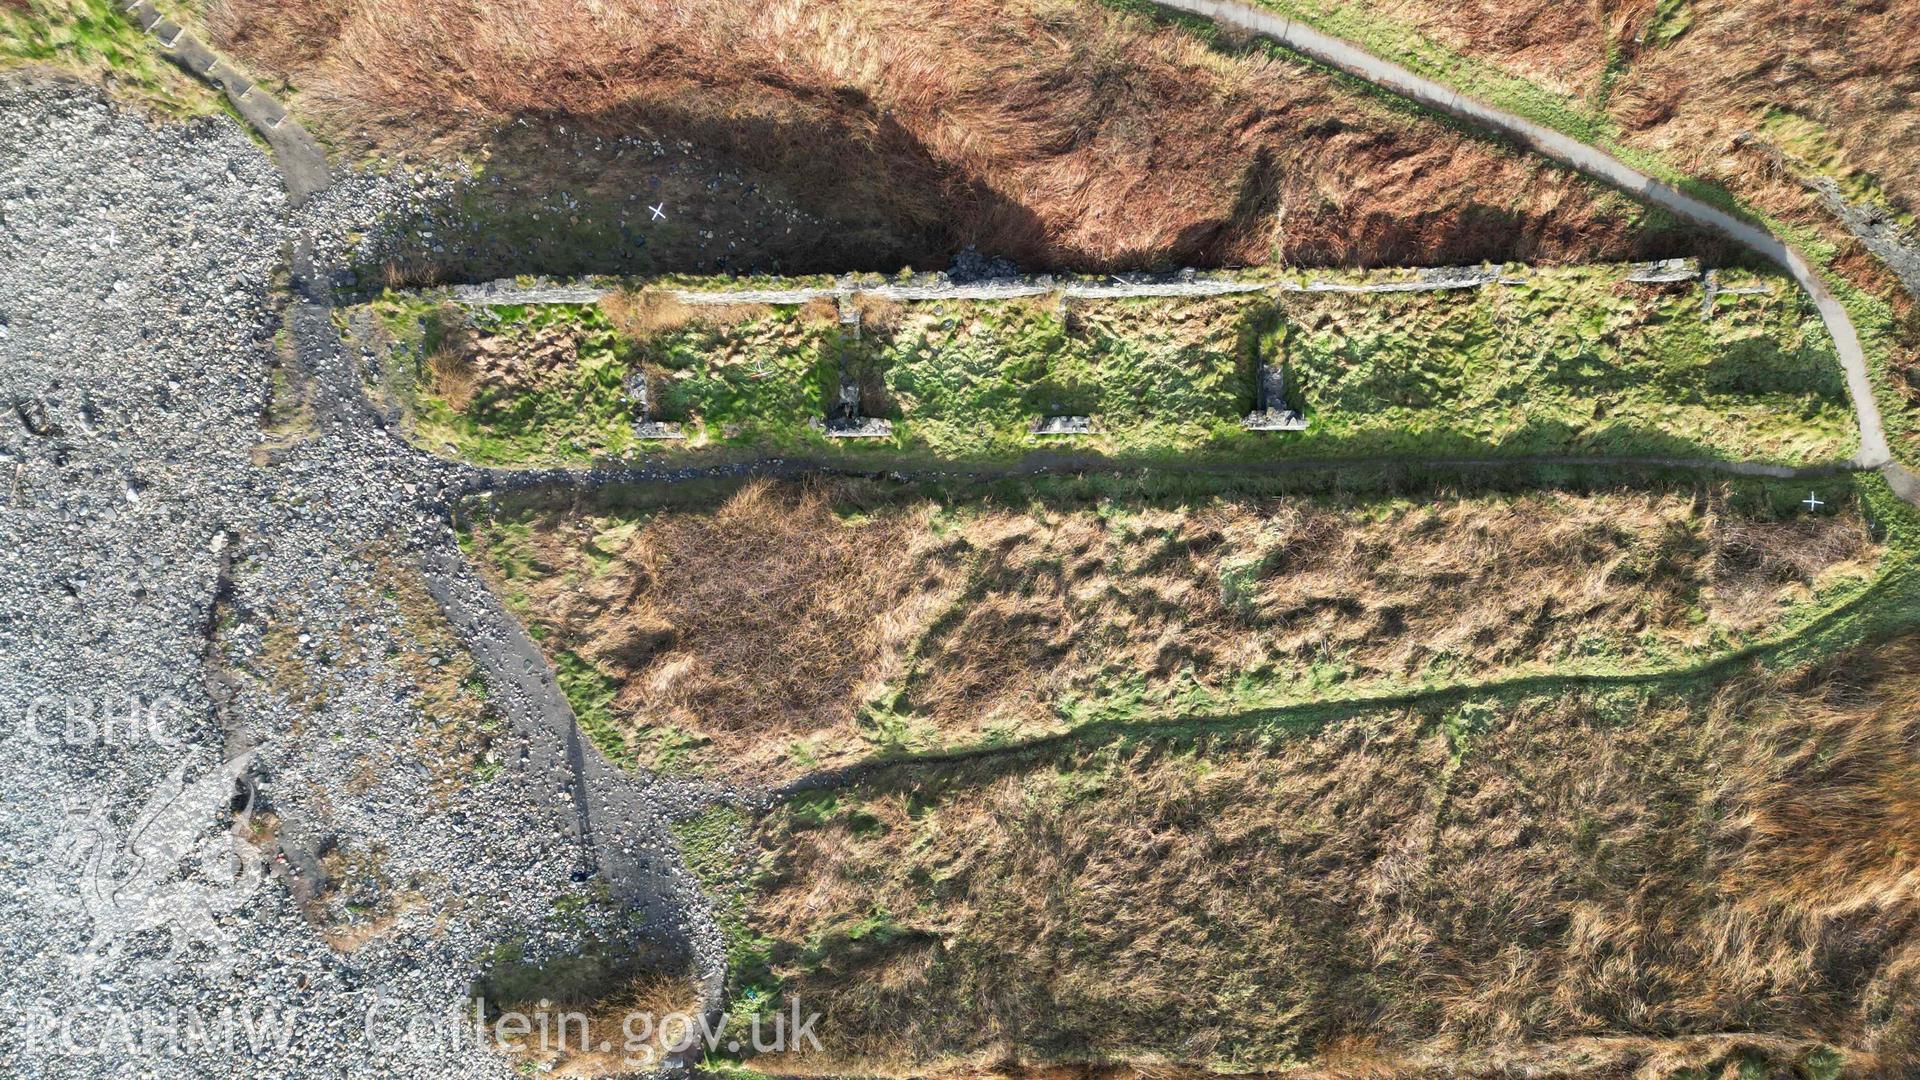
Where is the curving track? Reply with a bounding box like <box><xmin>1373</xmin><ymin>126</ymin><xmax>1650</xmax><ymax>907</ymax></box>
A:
<box><xmin>1155</xmin><ymin>0</ymin><xmax>1915</xmax><ymax>499</ymax></box>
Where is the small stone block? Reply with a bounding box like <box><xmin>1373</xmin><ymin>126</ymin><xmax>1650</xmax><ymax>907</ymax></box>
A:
<box><xmin>1243</xmin><ymin>408</ymin><xmax>1309</xmax><ymax>432</ymax></box>
<box><xmin>633</xmin><ymin>421</ymin><xmax>686</xmax><ymax>440</ymax></box>
<box><xmin>245</xmin><ymin>95</ymin><xmax>290</xmax><ymax>129</ymax></box>
<box><xmin>824</xmin><ymin>417</ymin><xmax>894</xmax><ymax>438</ymax></box>
<box><xmin>1031</xmin><ymin>416</ymin><xmax>1093</xmax><ymax>436</ymax></box>
<box><xmin>206</xmin><ymin>62</ymin><xmax>251</xmax><ymax>97</ymax></box>
<box><xmin>1625</xmin><ymin>257</ymin><xmax>1701</xmax><ymax>284</ymax></box>
<box><xmin>167</xmin><ymin>34</ymin><xmax>218</xmax><ymax>75</ymax></box>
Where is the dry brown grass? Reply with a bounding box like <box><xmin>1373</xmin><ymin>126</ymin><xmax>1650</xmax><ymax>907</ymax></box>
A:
<box><xmin>1307</xmin><ymin>0</ymin><xmax>1920</xmax><ymax>221</ymax></box>
<box><xmin>850</xmin><ymin>293</ymin><xmax>907</xmax><ymax>333</ymax></box>
<box><xmin>249</xmin><ymin>614</ymin><xmax>364</xmax><ymax>720</ymax></box>
<box><xmin>424</xmin><ymin>309</ymin><xmax>587</xmax><ymax>398</ymax></box>
<box><xmin>469</xmin><ymin>482</ymin><xmax>1877</xmax><ymax>783</ymax></box>
<box><xmin>493</xmin><ymin>973</ymin><xmax>707</xmax><ymax>1078</ymax></box>
<box><xmin>380</xmin><ymin>256</ymin><xmax>442</xmax><ymax>290</ymax></box>
<box><xmin>742</xmin><ymin>634</ymin><xmax>1920</xmax><ymax>1077</ymax></box>
<box><xmin>305</xmin><ymin>840</ymin><xmax>430</xmax><ymax>954</ymax></box>
<box><xmin>613</xmin><ymin>482</ymin><xmax>920</xmax><ymax>739</ymax></box>
<box><xmin>202</xmin><ymin>0</ymin><xmax>1693</xmax><ymax>271</ymax></box>
<box><xmin>426</xmin><ymin>333</ymin><xmax>477</xmax><ymax>411</ymax></box>
<box><xmin>489</xmin><ymin>481</ymin><xmax>935</xmax><ymax>772</ymax></box>
<box><xmin>799</xmin><ymin>295</ymin><xmax>843</xmax><ymax>326</ymax></box>
<box><xmin>598</xmin><ymin>291</ymin><xmax>699</xmax><ymax>342</ymax></box>
<box><xmin>598</xmin><ymin>289</ymin><xmax>773</xmax><ymax>343</ymax></box>
<box><xmin>363</xmin><ymin>553</ymin><xmax>500</xmax><ymax>794</ymax></box>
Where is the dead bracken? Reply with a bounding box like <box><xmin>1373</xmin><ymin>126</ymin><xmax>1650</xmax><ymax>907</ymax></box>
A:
<box><xmin>466</xmin><ymin>479</ymin><xmax>1880</xmax><ymax>783</ymax></box>
<box><xmin>741</xmin><ymin>633</ymin><xmax>1920</xmax><ymax>1076</ymax></box>
<box><xmin>204</xmin><ymin>0</ymin><xmax>1702</xmax><ymax>273</ymax></box>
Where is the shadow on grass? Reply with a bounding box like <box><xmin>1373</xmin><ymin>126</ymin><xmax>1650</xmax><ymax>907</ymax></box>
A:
<box><xmin>470</xmin><ymin>457</ymin><xmax>1863</xmax><ymax>525</ymax></box>
<box><xmin>350</xmin><ymin>95</ymin><xmax>1046</xmax><ymax>287</ymax></box>
<box><xmin>460</xmin><ymin>414</ymin><xmax>1863</xmax><ymax>509</ymax></box>
<box><xmin>471</xmin><ymin>932</ymin><xmax>688</xmax><ymax>1020</ymax></box>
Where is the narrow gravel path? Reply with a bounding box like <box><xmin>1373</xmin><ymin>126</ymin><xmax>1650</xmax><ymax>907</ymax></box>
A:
<box><xmin>291</xmin><ymin>184</ymin><xmax>740</xmax><ymax>1029</ymax></box>
<box><xmin>467</xmin><ymin>452</ymin><xmax>1859</xmax><ymax>498</ymax></box>
<box><xmin>1155</xmin><ymin>0</ymin><xmax>1900</xmax><ymax>482</ymax></box>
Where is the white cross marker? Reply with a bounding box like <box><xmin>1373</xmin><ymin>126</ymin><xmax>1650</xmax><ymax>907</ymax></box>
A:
<box><xmin>649</xmin><ymin>203</ymin><xmax>666</xmax><ymax>221</ymax></box>
<box><xmin>1803</xmin><ymin>491</ymin><xmax>1825</xmax><ymax>512</ymax></box>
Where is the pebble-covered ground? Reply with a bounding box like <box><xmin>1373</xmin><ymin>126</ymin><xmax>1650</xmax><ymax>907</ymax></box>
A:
<box><xmin>0</xmin><ymin>77</ymin><xmax>724</xmax><ymax>1078</ymax></box>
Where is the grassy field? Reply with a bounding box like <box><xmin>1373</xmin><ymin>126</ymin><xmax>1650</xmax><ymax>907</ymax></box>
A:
<box><xmin>371</xmin><ymin>263</ymin><xmax>1855</xmax><ymax>469</ymax></box>
<box><xmin>718</xmin><ymin>630</ymin><xmax>1920</xmax><ymax>1077</ymax></box>
<box><xmin>1277</xmin><ymin>266</ymin><xmax>1850</xmax><ymax>462</ymax></box>
<box><xmin>640</xmin><ymin>475</ymin><xmax>1920</xmax><ymax>1079</ymax></box>
<box><xmin>460</xmin><ymin>473</ymin><xmax>1888</xmax><ymax>784</ymax></box>
<box><xmin>1</xmin><ymin>0</ymin><xmax>220</xmax><ymax>115</ymax></box>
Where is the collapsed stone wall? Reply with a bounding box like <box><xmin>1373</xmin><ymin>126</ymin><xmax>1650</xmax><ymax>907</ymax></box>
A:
<box><xmin>441</xmin><ymin>258</ymin><xmax>1716</xmax><ymax>309</ymax></box>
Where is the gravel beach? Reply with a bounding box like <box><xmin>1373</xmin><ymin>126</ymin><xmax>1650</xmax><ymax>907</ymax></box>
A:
<box><xmin>0</xmin><ymin>77</ymin><xmax>723</xmax><ymax>1078</ymax></box>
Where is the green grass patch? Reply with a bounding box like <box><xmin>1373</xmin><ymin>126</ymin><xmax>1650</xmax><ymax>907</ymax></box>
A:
<box><xmin>553</xmin><ymin>649</ymin><xmax>632</xmax><ymax>768</ymax></box>
<box><xmin>1642</xmin><ymin>0</ymin><xmax>1694</xmax><ymax>47</ymax></box>
<box><xmin>378</xmin><ymin>264</ymin><xmax>1856</xmax><ymax>470</ymax></box>
<box><xmin>2</xmin><ymin>0</ymin><xmax>219</xmax><ymax>116</ymax></box>
<box><xmin>1277</xmin><ymin>266</ymin><xmax>1850</xmax><ymax>462</ymax></box>
<box><xmin>1760</xmin><ymin>108</ymin><xmax>1916</xmax><ymax>232</ymax></box>
<box><xmin>464</xmin><ymin>470</ymin><xmax>1899</xmax><ymax>786</ymax></box>
<box><xmin>669</xmin><ymin>806</ymin><xmax>776</xmax><ymax>1011</ymax></box>
<box><xmin>1110</xmin><ymin>0</ymin><xmax>1917</xmax><ymax>472</ymax></box>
